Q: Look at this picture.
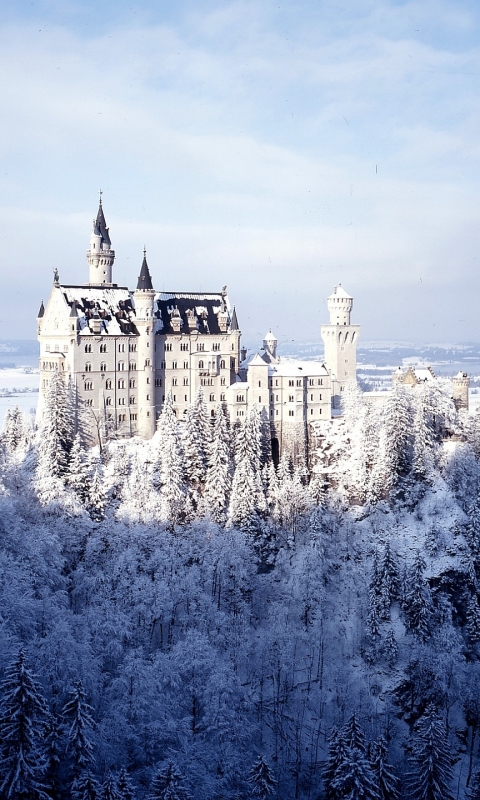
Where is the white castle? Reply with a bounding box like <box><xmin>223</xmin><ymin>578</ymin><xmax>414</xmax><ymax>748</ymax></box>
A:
<box><xmin>36</xmin><ymin>200</ymin><xmax>360</xmax><ymax>460</ymax></box>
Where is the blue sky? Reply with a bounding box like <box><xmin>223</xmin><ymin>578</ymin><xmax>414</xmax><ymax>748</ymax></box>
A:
<box><xmin>1</xmin><ymin>0</ymin><xmax>480</xmax><ymax>344</ymax></box>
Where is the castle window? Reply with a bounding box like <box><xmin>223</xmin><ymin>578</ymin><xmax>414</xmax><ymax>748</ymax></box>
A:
<box><xmin>183</xmin><ymin>361</ymin><xmax>189</xmax><ymax>369</ymax></box>
<box><xmin>130</xmin><ymin>362</ymin><xmax>136</xmax><ymax>370</ymax></box>
<box><xmin>84</xmin><ymin>381</ymin><xmax>93</xmax><ymax>391</ymax></box>
<box><xmin>236</xmin><ymin>394</ymin><xmax>245</xmax><ymax>402</ymax></box>
<box><xmin>319</xmin><ymin>408</ymin><xmax>322</xmax><ymax>414</ymax></box>
<box><xmin>309</xmin><ymin>378</ymin><xmax>314</xmax><ymax>386</ymax></box>
<box><xmin>276</xmin><ymin>409</ymin><xmax>278</xmax><ymax>416</ymax></box>
<box><xmin>319</xmin><ymin>394</ymin><xmax>322</xmax><ymax>400</ymax></box>
<box><xmin>100</xmin><ymin>362</ymin><xmax>107</xmax><ymax>372</ymax></box>
<box><xmin>212</xmin><ymin>343</ymin><xmax>220</xmax><ymax>351</ymax></box>
<box><xmin>146</xmin><ymin>328</ymin><xmax>150</xmax><ymax>335</ymax></box>
<box><xmin>220</xmin><ymin>377</ymin><xmax>225</xmax><ymax>386</ymax></box>
<box><xmin>197</xmin><ymin>343</ymin><xmax>205</xmax><ymax>352</ymax></box>
<box><xmin>106</xmin><ymin>397</ymin><xmax>112</xmax><ymax>406</ymax></box>
<box><xmin>209</xmin><ymin>393</ymin><xmax>215</xmax><ymax>402</ymax></box>
<box><xmin>296</xmin><ymin>380</ymin><xmax>302</xmax><ymax>387</ymax></box>
<box><xmin>230</xmin><ymin>358</ymin><xmax>235</xmax><ymax>370</ymax></box>
<box><xmin>318</xmin><ymin>379</ymin><xmax>323</xmax><ymax>386</ymax></box>
<box><xmin>232</xmin><ymin>344</ymin><xmax>235</xmax><ymax>350</ymax></box>
<box><xmin>118</xmin><ymin>379</ymin><xmax>125</xmax><ymax>389</ymax></box>
<box><xmin>161</xmin><ymin>361</ymin><xmax>166</xmax><ymax>369</ymax></box>
<box><xmin>85</xmin><ymin>344</ymin><xmax>92</xmax><ymax>353</ymax></box>
<box><xmin>118</xmin><ymin>414</ymin><xmax>126</xmax><ymax>422</ymax></box>
<box><xmin>220</xmin><ymin>360</ymin><xmax>225</xmax><ymax>369</ymax></box>
<box><xmin>118</xmin><ymin>343</ymin><xmax>125</xmax><ymax>353</ymax></box>
<box><xmin>275</xmin><ymin>380</ymin><xmax>278</xmax><ymax>387</ymax></box>
<box><xmin>180</xmin><ymin>343</ymin><xmax>189</xmax><ymax>351</ymax></box>
<box><xmin>63</xmin><ymin>345</ymin><xmax>68</xmax><ymax>353</ymax></box>
<box><xmin>46</xmin><ymin>344</ymin><xmax>50</xmax><ymax>352</ymax></box>
<box><xmin>270</xmin><ymin>409</ymin><xmax>273</xmax><ymax>416</ymax></box>
<box><xmin>289</xmin><ymin>380</ymin><xmax>294</xmax><ymax>387</ymax></box>
<box><xmin>165</xmin><ymin>343</ymin><xmax>172</xmax><ymax>352</ymax></box>
<box><xmin>118</xmin><ymin>397</ymin><xmax>125</xmax><ymax>406</ymax></box>
<box><xmin>129</xmin><ymin>397</ymin><xmax>136</xmax><ymax>404</ymax></box>
<box><xmin>288</xmin><ymin>395</ymin><xmax>294</xmax><ymax>402</ymax></box>
<box><xmin>145</xmin><ymin>359</ymin><xmax>151</xmax><ymax>366</ymax></box>
<box><xmin>106</xmin><ymin>379</ymin><xmax>112</xmax><ymax>389</ymax></box>
<box><xmin>310</xmin><ymin>394</ymin><xmax>313</xmax><ymax>401</ymax></box>
<box><xmin>258</xmin><ymin>396</ymin><xmax>261</xmax><ymax>403</ymax></box>
<box><xmin>54</xmin><ymin>345</ymin><xmax>59</xmax><ymax>352</ymax></box>
<box><xmin>311</xmin><ymin>409</ymin><xmax>313</xmax><ymax>415</ymax></box>
<box><xmin>288</xmin><ymin>410</ymin><xmax>294</xmax><ymax>416</ymax></box>
<box><xmin>172</xmin><ymin>378</ymin><xmax>178</xmax><ymax>386</ymax></box>
<box><xmin>199</xmin><ymin>360</ymin><xmax>204</xmax><ymax>369</ymax></box>
<box><xmin>172</xmin><ymin>361</ymin><xmax>177</xmax><ymax>369</ymax></box>
<box><xmin>129</xmin><ymin>379</ymin><xmax>136</xmax><ymax>389</ymax></box>
<box><xmin>85</xmin><ymin>399</ymin><xmax>93</xmax><ymax>407</ymax></box>
<box><xmin>183</xmin><ymin>377</ymin><xmax>188</xmax><ymax>386</ymax></box>
<box><xmin>341</xmin><ymin>346</ymin><xmax>345</xmax><ymax>351</ymax></box>
<box><xmin>100</xmin><ymin>343</ymin><xmax>107</xmax><ymax>353</ymax></box>
<box><xmin>129</xmin><ymin>343</ymin><xmax>137</xmax><ymax>352</ymax></box>
<box><xmin>258</xmin><ymin>381</ymin><xmax>261</xmax><ymax>387</ymax></box>
<box><xmin>220</xmin><ymin>393</ymin><xmax>226</xmax><ymax>401</ymax></box>
<box><xmin>237</xmin><ymin>410</ymin><xmax>244</xmax><ymax>416</ymax></box>
<box><xmin>270</xmin><ymin>394</ymin><xmax>273</xmax><ymax>402</ymax></box>
<box><xmin>85</xmin><ymin>362</ymin><xmax>92</xmax><ymax>372</ymax></box>
<box><xmin>130</xmin><ymin>414</ymin><xmax>137</xmax><ymax>421</ymax></box>
<box><xmin>276</xmin><ymin>394</ymin><xmax>279</xmax><ymax>401</ymax></box>
<box><xmin>118</xmin><ymin>361</ymin><xmax>125</xmax><ymax>371</ymax></box>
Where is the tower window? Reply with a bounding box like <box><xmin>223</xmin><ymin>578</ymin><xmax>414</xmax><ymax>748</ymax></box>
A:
<box><xmin>85</xmin><ymin>362</ymin><xmax>92</xmax><ymax>372</ymax></box>
<box><xmin>105</xmin><ymin>379</ymin><xmax>112</xmax><ymax>389</ymax></box>
<box><xmin>85</xmin><ymin>344</ymin><xmax>92</xmax><ymax>353</ymax></box>
<box><xmin>100</xmin><ymin>343</ymin><xmax>107</xmax><ymax>353</ymax></box>
<box><xmin>100</xmin><ymin>362</ymin><xmax>107</xmax><ymax>372</ymax></box>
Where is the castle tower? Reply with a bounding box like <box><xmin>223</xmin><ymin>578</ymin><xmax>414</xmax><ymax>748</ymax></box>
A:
<box><xmin>320</xmin><ymin>285</ymin><xmax>360</xmax><ymax>408</ymax></box>
<box><xmin>452</xmin><ymin>371</ymin><xmax>470</xmax><ymax>411</ymax></box>
<box><xmin>263</xmin><ymin>330</ymin><xmax>278</xmax><ymax>362</ymax></box>
<box><xmin>86</xmin><ymin>196</ymin><xmax>115</xmax><ymax>285</ymax></box>
<box><xmin>134</xmin><ymin>250</ymin><xmax>156</xmax><ymax>438</ymax></box>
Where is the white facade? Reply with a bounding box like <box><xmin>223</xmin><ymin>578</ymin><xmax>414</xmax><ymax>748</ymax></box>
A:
<box><xmin>37</xmin><ymin>202</ymin><xmax>361</xmax><ymax>460</ymax></box>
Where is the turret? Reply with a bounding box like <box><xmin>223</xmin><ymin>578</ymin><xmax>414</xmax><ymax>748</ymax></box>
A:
<box><xmin>263</xmin><ymin>330</ymin><xmax>278</xmax><ymax>362</ymax></box>
<box><xmin>327</xmin><ymin>285</ymin><xmax>353</xmax><ymax>325</ymax></box>
<box><xmin>134</xmin><ymin>250</ymin><xmax>156</xmax><ymax>438</ymax></box>
<box><xmin>86</xmin><ymin>195</ymin><xmax>115</xmax><ymax>285</ymax></box>
<box><xmin>321</xmin><ymin>285</ymin><xmax>360</xmax><ymax>409</ymax></box>
<box><xmin>452</xmin><ymin>371</ymin><xmax>470</xmax><ymax>411</ymax></box>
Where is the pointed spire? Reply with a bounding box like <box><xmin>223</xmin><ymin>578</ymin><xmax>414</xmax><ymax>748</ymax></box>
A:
<box><xmin>93</xmin><ymin>195</ymin><xmax>111</xmax><ymax>246</ymax></box>
<box><xmin>69</xmin><ymin>302</ymin><xmax>77</xmax><ymax>318</ymax></box>
<box><xmin>37</xmin><ymin>300</ymin><xmax>45</xmax><ymax>318</ymax></box>
<box><xmin>230</xmin><ymin>306</ymin><xmax>239</xmax><ymax>331</ymax></box>
<box><xmin>136</xmin><ymin>248</ymin><xmax>154</xmax><ymax>291</ymax></box>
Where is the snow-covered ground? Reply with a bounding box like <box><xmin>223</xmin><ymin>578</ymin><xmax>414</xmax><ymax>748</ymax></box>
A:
<box><xmin>0</xmin><ymin>368</ymin><xmax>39</xmax><ymax>425</ymax></box>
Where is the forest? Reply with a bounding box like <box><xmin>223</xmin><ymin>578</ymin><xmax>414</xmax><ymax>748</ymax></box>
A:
<box><xmin>2</xmin><ymin>371</ymin><xmax>480</xmax><ymax>799</ymax></box>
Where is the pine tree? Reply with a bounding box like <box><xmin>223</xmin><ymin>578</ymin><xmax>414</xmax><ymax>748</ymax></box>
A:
<box><xmin>330</xmin><ymin>748</ymin><xmax>380</xmax><ymax>800</ymax></box>
<box><xmin>3</xmin><ymin>406</ymin><xmax>25</xmax><ymax>453</ymax></box>
<box><xmin>382</xmin><ymin>629</ymin><xmax>398</xmax><ymax>667</ymax></box>
<box><xmin>377</xmin><ymin>542</ymin><xmax>399</xmax><ymax>619</ymax></box>
<box><xmin>322</xmin><ymin>727</ymin><xmax>351</xmax><ymax>800</ymax></box>
<box><xmin>370</xmin><ymin>736</ymin><xmax>399</xmax><ymax>800</ymax></box>
<box><xmin>412</xmin><ymin>386</ymin><xmax>435</xmax><ymax>481</ymax></box>
<box><xmin>37</xmin><ymin>367</ymin><xmax>74</xmax><ymax>478</ymax></box>
<box><xmin>66</xmin><ymin>433</ymin><xmax>90</xmax><ymax>502</ymax></box>
<box><xmin>404</xmin><ymin>551</ymin><xmax>432</xmax><ymax>642</ymax></box>
<box><xmin>148</xmin><ymin>761</ymin><xmax>190</xmax><ymax>800</ymax></box>
<box><xmin>228</xmin><ymin>455</ymin><xmax>260</xmax><ymax>533</ymax></box>
<box><xmin>467</xmin><ymin>595</ymin><xmax>480</xmax><ymax>644</ymax></box>
<box><xmin>157</xmin><ymin>394</ymin><xmax>187</xmax><ymax>528</ymax></box>
<box><xmin>342</xmin><ymin>712</ymin><xmax>367</xmax><ymax>755</ymax></box>
<box><xmin>248</xmin><ymin>756</ymin><xmax>276</xmax><ymax>798</ymax></box>
<box><xmin>87</xmin><ymin>465</ymin><xmax>107</xmax><ymax>522</ymax></box>
<box><xmin>203</xmin><ymin>402</ymin><xmax>232</xmax><ymax>523</ymax></box>
<box><xmin>100</xmin><ymin>773</ymin><xmax>121</xmax><ymax>800</ymax></box>
<box><xmin>182</xmin><ymin>403</ymin><xmax>207</xmax><ymax>497</ymax></box>
<box><xmin>382</xmin><ymin>381</ymin><xmax>412</xmax><ymax>492</ymax></box>
<box><xmin>72</xmin><ymin>771</ymin><xmax>99</xmax><ymax>800</ymax></box>
<box><xmin>62</xmin><ymin>680</ymin><xmax>95</xmax><ymax>781</ymax></box>
<box><xmin>406</xmin><ymin>708</ymin><xmax>454</xmax><ymax>800</ymax></box>
<box><xmin>116</xmin><ymin>769</ymin><xmax>136</xmax><ymax>800</ymax></box>
<box><xmin>0</xmin><ymin>649</ymin><xmax>50</xmax><ymax>800</ymax></box>
<box><xmin>259</xmin><ymin>407</ymin><xmax>272</xmax><ymax>466</ymax></box>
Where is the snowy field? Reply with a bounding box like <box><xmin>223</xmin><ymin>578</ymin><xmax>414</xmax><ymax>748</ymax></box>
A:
<box><xmin>0</xmin><ymin>368</ymin><xmax>39</xmax><ymax>425</ymax></box>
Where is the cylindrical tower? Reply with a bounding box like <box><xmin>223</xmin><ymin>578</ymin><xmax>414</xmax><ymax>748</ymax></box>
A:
<box><xmin>452</xmin><ymin>371</ymin><xmax>470</xmax><ymax>411</ymax></box>
<box><xmin>134</xmin><ymin>251</ymin><xmax>156</xmax><ymax>438</ymax></box>
<box><xmin>327</xmin><ymin>285</ymin><xmax>353</xmax><ymax>325</ymax></box>
<box><xmin>263</xmin><ymin>330</ymin><xmax>278</xmax><ymax>362</ymax></box>
<box><xmin>321</xmin><ymin>285</ymin><xmax>360</xmax><ymax>409</ymax></box>
<box><xmin>86</xmin><ymin>198</ymin><xmax>115</xmax><ymax>285</ymax></box>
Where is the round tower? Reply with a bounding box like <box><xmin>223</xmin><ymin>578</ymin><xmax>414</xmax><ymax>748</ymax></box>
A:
<box><xmin>321</xmin><ymin>285</ymin><xmax>360</xmax><ymax>409</ymax></box>
<box><xmin>134</xmin><ymin>250</ymin><xmax>156</xmax><ymax>438</ymax></box>
<box><xmin>452</xmin><ymin>371</ymin><xmax>470</xmax><ymax>411</ymax></box>
<box><xmin>86</xmin><ymin>196</ymin><xmax>115</xmax><ymax>285</ymax></box>
<box><xmin>263</xmin><ymin>330</ymin><xmax>278</xmax><ymax>362</ymax></box>
<box><xmin>327</xmin><ymin>285</ymin><xmax>353</xmax><ymax>325</ymax></box>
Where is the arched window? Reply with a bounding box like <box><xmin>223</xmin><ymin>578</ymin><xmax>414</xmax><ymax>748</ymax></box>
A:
<box><xmin>85</xmin><ymin>362</ymin><xmax>92</xmax><ymax>372</ymax></box>
<box><xmin>105</xmin><ymin>379</ymin><xmax>112</xmax><ymax>389</ymax></box>
<box><xmin>100</xmin><ymin>343</ymin><xmax>107</xmax><ymax>353</ymax></box>
<box><xmin>220</xmin><ymin>359</ymin><xmax>225</xmax><ymax>369</ymax></box>
<box><xmin>100</xmin><ymin>362</ymin><xmax>107</xmax><ymax>372</ymax></box>
<box><xmin>118</xmin><ymin>361</ymin><xmax>125</xmax><ymax>371</ymax></box>
<box><xmin>199</xmin><ymin>360</ymin><xmax>204</xmax><ymax>369</ymax></box>
<box><xmin>105</xmin><ymin>397</ymin><xmax>112</xmax><ymax>406</ymax></box>
<box><xmin>220</xmin><ymin>393</ymin><xmax>226</xmax><ymax>401</ymax></box>
<box><xmin>209</xmin><ymin>393</ymin><xmax>215</xmax><ymax>402</ymax></box>
<box><xmin>85</xmin><ymin>343</ymin><xmax>92</xmax><ymax>353</ymax></box>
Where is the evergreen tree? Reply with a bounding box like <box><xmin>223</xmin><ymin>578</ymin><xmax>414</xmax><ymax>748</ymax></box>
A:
<box><xmin>377</xmin><ymin>542</ymin><xmax>399</xmax><ymax>619</ymax></box>
<box><xmin>370</xmin><ymin>736</ymin><xmax>399</xmax><ymax>800</ymax></box>
<box><xmin>467</xmin><ymin>595</ymin><xmax>480</xmax><ymax>644</ymax></box>
<box><xmin>382</xmin><ymin>381</ymin><xmax>412</xmax><ymax>491</ymax></box>
<box><xmin>72</xmin><ymin>771</ymin><xmax>99</xmax><ymax>800</ymax></box>
<box><xmin>3</xmin><ymin>406</ymin><xmax>25</xmax><ymax>453</ymax></box>
<box><xmin>412</xmin><ymin>386</ymin><xmax>435</xmax><ymax>481</ymax></box>
<box><xmin>87</xmin><ymin>465</ymin><xmax>107</xmax><ymax>522</ymax></box>
<box><xmin>330</xmin><ymin>747</ymin><xmax>380</xmax><ymax>800</ymax></box>
<box><xmin>382</xmin><ymin>629</ymin><xmax>398</xmax><ymax>667</ymax></box>
<box><xmin>228</xmin><ymin>456</ymin><xmax>260</xmax><ymax>533</ymax></box>
<box><xmin>405</xmin><ymin>708</ymin><xmax>454</xmax><ymax>800</ymax></box>
<box><xmin>404</xmin><ymin>551</ymin><xmax>432</xmax><ymax>642</ymax></box>
<box><xmin>341</xmin><ymin>713</ymin><xmax>367</xmax><ymax>755</ymax></box>
<box><xmin>116</xmin><ymin>769</ymin><xmax>136</xmax><ymax>800</ymax></box>
<box><xmin>203</xmin><ymin>402</ymin><xmax>232</xmax><ymax>523</ymax></box>
<box><xmin>0</xmin><ymin>649</ymin><xmax>50</xmax><ymax>800</ymax></box>
<box><xmin>467</xmin><ymin>770</ymin><xmax>480</xmax><ymax>800</ymax></box>
<box><xmin>157</xmin><ymin>394</ymin><xmax>187</xmax><ymax>528</ymax></box>
<box><xmin>148</xmin><ymin>761</ymin><xmax>190</xmax><ymax>800</ymax></box>
<box><xmin>37</xmin><ymin>367</ymin><xmax>74</xmax><ymax>478</ymax></box>
<box><xmin>66</xmin><ymin>434</ymin><xmax>90</xmax><ymax>502</ymax></box>
<box><xmin>62</xmin><ymin>680</ymin><xmax>95</xmax><ymax>781</ymax></box>
<box><xmin>248</xmin><ymin>755</ymin><xmax>276</xmax><ymax>798</ymax></box>
<box><xmin>100</xmin><ymin>773</ymin><xmax>121</xmax><ymax>800</ymax></box>
<box><xmin>259</xmin><ymin>407</ymin><xmax>272</xmax><ymax>466</ymax></box>
<box><xmin>322</xmin><ymin>727</ymin><xmax>350</xmax><ymax>800</ymax></box>
<box><xmin>182</xmin><ymin>403</ymin><xmax>207</xmax><ymax>498</ymax></box>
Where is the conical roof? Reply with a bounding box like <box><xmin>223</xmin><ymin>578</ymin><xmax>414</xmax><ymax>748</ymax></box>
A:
<box><xmin>93</xmin><ymin>200</ymin><xmax>111</xmax><ymax>247</ymax></box>
<box><xmin>328</xmin><ymin>284</ymin><xmax>352</xmax><ymax>299</ymax></box>
<box><xmin>230</xmin><ymin>306</ymin><xmax>239</xmax><ymax>330</ymax></box>
<box><xmin>136</xmin><ymin>252</ymin><xmax>154</xmax><ymax>291</ymax></box>
<box><xmin>264</xmin><ymin>329</ymin><xmax>277</xmax><ymax>341</ymax></box>
<box><xmin>37</xmin><ymin>300</ymin><xmax>45</xmax><ymax>318</ymax></box>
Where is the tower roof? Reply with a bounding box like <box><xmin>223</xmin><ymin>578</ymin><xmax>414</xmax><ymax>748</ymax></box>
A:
<box><xmin>230</xmin><ymin>306</ymin><xmax>239</xmax><ymax>331</ymax></box>
<box><xmin>93</xmin><ymin>200</ymin><xmax>111</xmax><ymax>247</ymax></box>
<box><xmin>136</xmin><ymin>251</ymin><xmax>154</xmax><ymax>291</ymax></box>
<box><xmin>264</xmin><ymin>329</ymin><xmax>277</xmax><ymax>342</ymax></box>
<box><xmin>328</xmin><ymin>284</ymin><xmax>352</xmax><ymax>300</ymax></box>
<box><xmin>37</xmin><ymin>300</ymin><xmax>45</xmax><ymax>318</ymax></box>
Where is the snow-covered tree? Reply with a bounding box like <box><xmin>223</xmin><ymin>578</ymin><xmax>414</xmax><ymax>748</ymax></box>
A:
<box><xmin>148</xmin><ymin>762</ymin><xmax>190</xmax><ymax>800</ymax></box>
<box><xmin>381</xmin><ymin>381</ymin><xmax>412</xmax><ymax>492</ymax></box>
<box><xmin>3</xmin><ymin>406</ymin><xmax>25</xmax><ymax>453</ymax></box>
<box><xmin>228</xmin><ymin>455</ymin><xmax>260</xmax><ymax>533</ymax></box>
<box><xmin>382</xmin><ymin>628</ymin><xmax>398</xmax><ymax>667</ymax></box>
<box><xmin>116</xmin><ymin>769</ymin><xmax>136</xmax><ymax>800</ymax></box>
<box><xmin>248</xmin><ymin>755</ymin><xmax>276</xmax><ymax>798</ymax></box>
<box><xmin>66</xmin><ymin>433</ymin><xmax>91</xmax><ymax>502</ymax></box>
<box><xmin>370</xmin><ymin>736</ymin><xmax>399</xmax><ymax>800</ymax></box>
<box><xmin>404</xmin><ymin>551</ymin><xmax>432</xmax><ymax>642</ymax></box>
<box><xmin>182</xmin><ymin>403</ymin><xmax>207</xmax><ymax>499</ymax></box>
<box><xmin>72</xmin><ymin>771</ymin><xmax>99</xmax><ymax>800</ymax></box>
<box><xmin>406</xmin><ymin>708</ymin><xmax>454</xmax><ymax>800</ymax></box>
<box><xmin>412</xmin><ymin>385</ymin><xmax>435</xmax><ymax>481</ymax></box>
<box><xmin>156</xmin><ymin>394</ymin><xmax>187</xmax><ymax>528</ymax></box>
<box><xmin>331</xmin><ymin>747</ymin><xmax>380</xmax><ymax>800</ymax></box>
<box><xmin>37</xmin><ymin>367</ymin><xmax>75</xmax><ymax>479</ymax></box>
<box><xmin>100</xmin><ymin>773</ymin><xmax>121</xmax><ymax>800</ymax></box>
<box><xmin>62</xmin><ymin>680</ymin><xmax>95</xmax><ymax>781</ymax></box>
<box><xmin>203</xmin><ymin>402</ymin><xmax>232</xmax><ymax>523</ymax></box>
<box><xmin>0</xmin><ymin>649</ymin><xmax>50</xmax><ymax>800</ymax></box>
<box><xmin>87</xmin><ymin>465</ymin><xmax>107</xmax><ymax>522</ymax></box>
<box><xmin>467</xmin><ymin>595</ymin><xmax>480</xmax><ymax>644</ymax></box>
<box><xmin>467</xmin><ymin>770</ymin><xmax>480</xmax><ymax>800</ymax></box>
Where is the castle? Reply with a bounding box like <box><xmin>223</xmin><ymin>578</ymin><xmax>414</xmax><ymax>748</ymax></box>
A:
<box><xmin>36</xmin><ymin>200</ymin><xmax>360</xmax><ymax>460</ymax></box>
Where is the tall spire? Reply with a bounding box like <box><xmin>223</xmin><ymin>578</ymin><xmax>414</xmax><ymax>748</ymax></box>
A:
<box><xmin>230</xmin><ymin>306</ymin><xmax>239</xmax><ymax>331</ymax></box>
<box><xmin>94</xmin><ymin>197</ymin><xmax>111</xmax><ymax>247</ymax></box>
<box><xmin>87</xmin><ymin>195</ymin><xmax>115</xmax><ymax>285</ymax></box>
<box><xmin>136</xmin><ymin>248</ymin><xmax>154</xmax><ymax>291</ymax></box>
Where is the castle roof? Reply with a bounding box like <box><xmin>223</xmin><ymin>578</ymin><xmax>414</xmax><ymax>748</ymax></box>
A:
<box><xmin>37</xmin><ymin>300</ymin><xmax>45</xmax><ymax>318</ymax></box>
<box><xmin>328</xmin><ymin>284</ymin><xmax>352</xmax><ymax>300</ymax></box>
<box><xmin>154</xmin><ymin>291</ymin><xmax>235</xmax><ymax>335</ymax></box>
<box><xmin>264</xmin><ymin>330</ymin><xmax>277</xmax><ymax>342</ymax></box>
<box><xmin>249</xmin><ymin>353</ymin><xmax>269</xmax><ymax>367</ymax></box>
<box><xmin>230</xmin><ymin>307</ymin><xmax>239</xmax><ymax>331</ymax></box>
<box><xmin>136</xmin><ymin>253</ymin><xmax>154</xmax><ymax>291</ymax></box>
<box><xmin>60</xmin><ymin>285</ymin><xmax>136</xmax><ymax>336</ymax></box>
<box><xmin>268</xmin><ymin>358</ymin><xmax>330</xmax><ymax>377</ymax></box>
<box><xmin>93</xmin><ymin>201</ymin><xmax>111</xmax><ymax>247</ymax></box>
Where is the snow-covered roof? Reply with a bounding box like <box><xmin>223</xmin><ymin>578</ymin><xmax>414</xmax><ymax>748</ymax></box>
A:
<box><xmin>249</xmin><ymin>353</ymin><xmax>269</xmax><ymax>367</ymax></box>
<box><xmin>61</xmin><ymin>285</ymin><xmax>136</xmax><ymax>336</ymax></box>
<box><xmin>154</xmin><ymin>291</ymin><xmax>233</xmax><ymax>335</ymax></box>
<box><xmin>328</xmin><ymin>284</ymin><xmax>352</xmax><ymax>300</ymax></box>
<box><xmin>413</xmin><ymin>367</ymin><xmax>435</xmax><ymax>382</ymax></box>
<box><xmin>264</xmin><ymin>330</ymin><xmax>277</xmax><ymax>341</ymax></box>
<box><xmin>268</xmin><ymin>358</ymin><xmax>330</xmax><ymax>377</ymax></box>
